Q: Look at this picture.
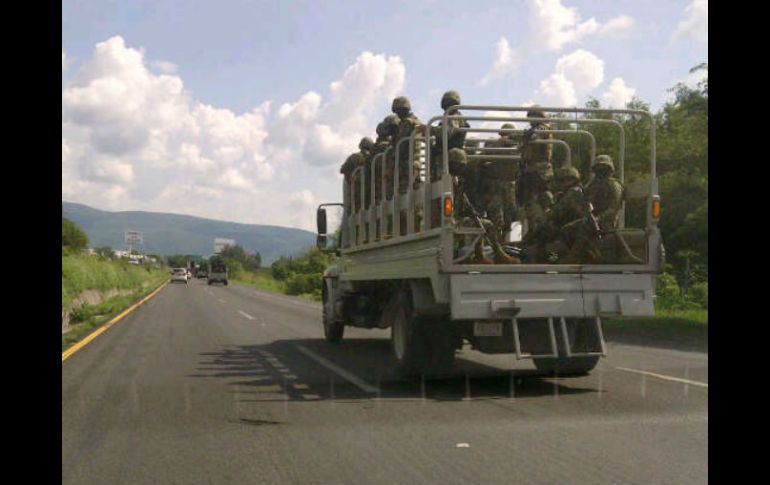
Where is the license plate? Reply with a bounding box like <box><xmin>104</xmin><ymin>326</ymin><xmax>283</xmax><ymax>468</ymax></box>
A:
<box><xmin>474</xmin><ymin>322</ymin><xmax>503</xmax><ymax>337</ymax></box>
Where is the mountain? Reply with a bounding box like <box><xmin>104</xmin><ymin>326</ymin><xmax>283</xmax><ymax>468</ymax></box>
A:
<box><xmin>62</xmin><ymin>201</ymin><xmax>315</xmax><ymax>264</ymax></box>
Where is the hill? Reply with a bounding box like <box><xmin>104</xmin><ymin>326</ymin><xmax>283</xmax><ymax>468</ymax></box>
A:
<box><xmin>62</xmin><ymin>201</ymin><xmax>315</xmax><ymax>264</ymax></box>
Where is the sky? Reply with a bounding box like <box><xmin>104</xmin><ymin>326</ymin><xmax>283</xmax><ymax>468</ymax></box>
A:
<box><xmin>62</xmin><ymin>0</ymin><xmax>708</xmax><ymax>231</ymax></box>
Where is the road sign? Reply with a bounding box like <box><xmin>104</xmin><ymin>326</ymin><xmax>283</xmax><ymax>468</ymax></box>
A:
<box><xmin>214</xmin><ymin>238</ymin><xmax>235</xmax><ymax>254</ymax></box>
<box><xmin>124</xmin><ymin>230</ymin><xmax>144</xmax><ymax>245</ymax></box>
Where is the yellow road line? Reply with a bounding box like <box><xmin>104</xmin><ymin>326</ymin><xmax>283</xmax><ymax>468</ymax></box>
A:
<box><xmin>62</xmin><ymin>279</ymin><xmax>170</xmax><ymax>362</ymax></box>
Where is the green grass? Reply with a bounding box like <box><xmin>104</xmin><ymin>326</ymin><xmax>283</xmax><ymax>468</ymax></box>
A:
<box><xmin>62</xmin><ymin>274</ymin><xmax>167</xmax><ymax>352</ymax></box>
<box><xmin>62</xmin><ymin>253</ymin><xmax>168</xmax><ymax>308</ymax></box>
<box><xmin>232</xmin><ymin>269</ymin><xmax>320</xmax><ymax>302</ymax></box>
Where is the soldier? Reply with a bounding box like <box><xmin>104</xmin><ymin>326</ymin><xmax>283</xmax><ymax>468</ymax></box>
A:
<box><xmin>484</xmin><ymin>123</ymin><xmax>519</xmax><ymax>242</ymax></box>
<box><xmin>450</xmin><ymin>148</ymin><xmax>519</xmax><ymax>264</ymax></box>
<box><xmin>340</xmin><ymin>151</ymin><xmax>364</xmax><ymax>214</ymax></box>
<box><xmin>391</xmin><ymin>96</ymin><xmax>423</xmax><ymax>194</ymax></box>
<box><xmin>430</xmin><ymin>90</ymin><xmax>470</xmax><ymax>182</ymax></box>
<box><xmin>522</xmin><ymin>166</ymin><xmax>599</xmax><ymax>264</ymax></box>
<box><xmin>381</xmin><ymin>114</ymin><xmax>401</xmax><ymax>200</ymax></box>
<box><xmin>518</xmin><ymin>107</ymin><xmax>554</xmax><ymax>237</ymax></box>
<box><xmin>427</xmin><ymin>91</ymin><xmax>471</xmax><ymax>228</ymax></box>
<box><xmin>358</xmin><ymin>137</ymin><xmax>375</xmax><ymax>210</ymax></box>
<box><xmin>585</xmin><ymin>154</ymin><xmax>624</xmax><ymax>232</ymax></box>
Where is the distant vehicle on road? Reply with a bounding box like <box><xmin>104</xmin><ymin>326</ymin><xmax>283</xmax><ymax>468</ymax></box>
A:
<box><xmin>197</xmin><ymin>268</ymin><xmax>208</xmax><ymax>279</ymax></box>
<box><xmin>171</xmin><ymin>268</ymin><xmax>189</xmax><ymax>285</ymax></box>
<box><xmin>208</xmin><ymin>257</ymin><xmax>228</xmax><ymax>286</ymax></box>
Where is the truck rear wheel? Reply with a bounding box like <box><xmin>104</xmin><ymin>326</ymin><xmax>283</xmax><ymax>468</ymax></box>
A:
<box><xmin>322</xmin><ymin>283</ymin><xmax>344</xmax><ymax>343</ymax></box>
<box><xmin>390</xmin><ymin>290</ymin><xmax>455</xmax><ymax>375</ymax></box>
<box><xmin>533</xmin><ymin>356</ymin><xmax>599</xmax><ymax>376</ymax></box>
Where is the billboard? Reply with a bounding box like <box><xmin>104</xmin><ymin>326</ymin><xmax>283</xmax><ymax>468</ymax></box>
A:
<box><xmin>213</xmin><ymin>238</ymin><xmax>235</xmax><ymax>254</ymax></box>
<box><xmin>124</xmin><ymin>230</ymin><xmax>144</xmax><ymax>245</ymax></box>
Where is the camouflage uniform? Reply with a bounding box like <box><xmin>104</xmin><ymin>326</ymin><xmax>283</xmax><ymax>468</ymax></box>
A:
<box><xmin>523</xmin><ymin>167</ymin><xmax>599</xmax><ymax>264</ymax></box>
<box><xmin>585</xmin><ymin>155</ymin><xmax>624</xmax><ymax>232</ymax></box>
<box><xmin>381</xmin><ymin>114</ymin><xmax>401</xmax><ymax>200</ymax></box>
<box><xmin>341</xmin><ymin>151</ymin><xmax>364</xmax><ymax>213</ymax></box>
<box><xmin>358</xmin><ymin>137</ymin><xmax>375</xmax><ymax>209</ymax></box>
<box><xmin>483</xmin><ymin>123</ymin><xmax>519</xmax><ymax>241</ymax></box>
<box><xmin>392</xmin><ymin>96</ymin><xmax>423</xmax><ymax>194</ymax></box>
<box><xmin>451</xmin><ymin>148</ymin><xmax>519</xmax><ymax>264</ymax></box>
<box><xmin>372</xmin><ymin>121</ymin><xmax>391</xmax><ymax>204</ymax></box>
<box><xmin>518</xmin><ymin>108</ymin><xmax>554</xmax><ymax>237</ymax></box>
<box><xmin>430</xmin><ymin>91</ymin><xmax>470</xmax><ymax>182</ymax></box>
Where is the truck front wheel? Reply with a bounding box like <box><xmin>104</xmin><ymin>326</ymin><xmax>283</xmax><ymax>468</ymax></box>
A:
<box><xmin>322</xmin><ymin>282</ymin><xmax>344</xmax><ymax>343</ymax></box>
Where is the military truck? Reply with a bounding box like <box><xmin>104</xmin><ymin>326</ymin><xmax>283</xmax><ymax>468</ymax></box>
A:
<box><xmin>316</xmin><ymin>105</ymin><xmax>663</xmax><ymax>376</ymax></box>
<box><xmin>207</xmin><ymin>256</ymin><xmax>228</xmax><ymax>286</ymax></box>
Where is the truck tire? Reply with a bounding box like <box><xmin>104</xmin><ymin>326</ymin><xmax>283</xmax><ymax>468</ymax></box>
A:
<box><xmin>322</xmin><ymin>282</ymin><xmax>344</xmax><ymax>343</ymax></box>
<box><xmin>533</xmin><ymin>356</ymin><xmax>599</xmax><ymax>376</ymax></box>
<box><xmin>390</xmin><ymin>289</ymin><xmax>430</xmax><ymax>376</ymax></box>
<box><xmin>224</xmin><ymin>280</ymin><xmax>228</xmax><ymax>286</ymax></box>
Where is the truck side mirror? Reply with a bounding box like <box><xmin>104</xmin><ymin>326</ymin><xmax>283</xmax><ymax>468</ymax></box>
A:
<box><xmin>317</xmin><ymin>207</ymin><xmax>327</xmax><ymax>235</ymax></box>
<box><xmin>316</xmin><ymin>234</ymin><xmax>327</xmax><ymax>250</ymax></box>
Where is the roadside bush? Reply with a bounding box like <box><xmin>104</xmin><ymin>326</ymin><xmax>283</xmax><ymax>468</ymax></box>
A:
<box><xmin>655</xmin><ymin>272</ymin><xmax>704</xmax><ymax>312</ymax></box>
<box><xmin>685</xmin><ymin>281</ymin><xmax>708</xmax><ymax>310</ymax></box>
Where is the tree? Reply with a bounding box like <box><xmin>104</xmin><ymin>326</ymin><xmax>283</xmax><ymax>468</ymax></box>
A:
<box><xmin>62</xmin><ymin>216</ymin><xmax>88</xmax><ymax>251</ymax></box>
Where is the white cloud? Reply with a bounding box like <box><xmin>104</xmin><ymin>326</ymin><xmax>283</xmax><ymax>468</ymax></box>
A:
<box><xmin>61</xmin><ymin>36</ymin><xmax>406</xmax><ymax>231</ymax></box>
<box><xmin>601</xmin><ymin>78</ymin><xmax>636</xmax><ymax>108</ymax></box>
<box><xmin>554</xmin><ymin>49</ymin><xmax>604</xmax><ymax>95</ymax></box>
<box><xmin>535</xmin><ymin>73</ymin><xmax>577</xmax><ymax>107</ymax></box>
<box><xmin>673</xmin><ymin>0</ymin><xmax>708</xmax><ymax>43</ymax></box>
<box><xmin>152</xmin><ymin>60</ymin><xmax>178</xmax><ymax>74</ymax></box>
<box><xmin>479</xmin><ymin>37</ymin><xmax>521</xmax><ymax>86</ymax></box>
<box><xmin>533</xmin><ymin>48</ymin><xmax>604</xmax><ymax>107</ymax></box>
<box><xmin>529</xmin><ymin>0</ymin><xmax>634</xmax><ymax>51</ymax></box>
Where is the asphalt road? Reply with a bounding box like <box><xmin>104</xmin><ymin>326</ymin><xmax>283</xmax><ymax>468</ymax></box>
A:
<box><xmin>62</xmin><ymin>278</ymin><xmax>708</xmax><ymax>485</ymax></box>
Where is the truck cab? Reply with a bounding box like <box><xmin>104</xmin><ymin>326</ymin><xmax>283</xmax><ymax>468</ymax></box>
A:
<box><xmin>316</xmin><ymin>105</ymin><xmax>663</xmax><ymax>376</ymax></box>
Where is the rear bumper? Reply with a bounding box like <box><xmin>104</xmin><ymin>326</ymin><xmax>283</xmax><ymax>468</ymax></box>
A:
<box><xmin>449</xmin><ymin>273</ymin><xmax>655</xmax><ymax>320</ymax></box>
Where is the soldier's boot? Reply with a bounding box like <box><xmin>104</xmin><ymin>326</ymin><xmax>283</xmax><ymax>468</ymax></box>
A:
<box><xmin>492</xmin><ymin>243</ymin><xmax>520</xmax><ymax>264</ymax></box>
<box><xmin>472</xmin><ymin>242</ymin><xmax>493</xmax><ymax>265</ymax></box>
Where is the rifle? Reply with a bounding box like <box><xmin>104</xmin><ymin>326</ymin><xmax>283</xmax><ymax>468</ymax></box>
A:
<box><xmin>460</xmin><ymin>191</ymin><xmax>501</xmax><ymax>247</ymax></box>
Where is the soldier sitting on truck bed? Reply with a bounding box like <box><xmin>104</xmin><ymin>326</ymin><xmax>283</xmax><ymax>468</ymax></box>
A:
<box><xmin>585</xmin><ymin>154</ymin><xmax>624</xmax><ymax>232</ymax></box>
<box><xmin>391</xmin><ymin>96</ymin><xmax>424</xmax><ymax>234</ymax></box>
<box><xmin>522</xmin><ymin>166</ymin><xmax>600</xmax><ymax>264</ymax></box>
<box><xmin>450</xmin><ymin>148</ymin><xmax>520</xmax><ymax>264</ymax></box>
<box><xmin>341</xmin><ymin>150</ymin><xmax>364</xmax><ymax>213</ymax></box>
<box><xmin>518</xmin><ymin>107</ymin><xmax>554</xmax><ymax>237</ymax></box>
<box><xmin>482</xmin><ymin>123</ymin><xmax>519</xmax><ymax>243</ymax></box>
<box><xmin>428</xmin><ymin>90</ymin><xmax>470</xmax><ymax>229</ymax></box>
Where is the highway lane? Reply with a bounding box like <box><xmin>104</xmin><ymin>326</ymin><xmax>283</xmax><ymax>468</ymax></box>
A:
<box><xmin>62</xmin><ymin>278</ymin><xmax>708</xmax><ymax>485</ymax></box>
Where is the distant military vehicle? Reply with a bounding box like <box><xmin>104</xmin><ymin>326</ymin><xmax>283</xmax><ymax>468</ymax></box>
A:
<box><xmin>207</xmin><ymin>256</ymin><xmax>228</xmax><ymax>286</ymax></box>
<box><xmin>316</xmin><ymin>104</ymin><xmax>663</xmax><ymax>376</ymax></box>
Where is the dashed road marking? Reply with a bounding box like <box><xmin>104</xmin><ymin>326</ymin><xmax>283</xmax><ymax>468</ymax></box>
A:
<box><xmin>218</xmin><ymin>299</ymin><xmax>226</xmax><ymax>303</ymax></box>
<box><xmin>295</xmin><ymin>345</ymin><xmax>379</xmax><ymax>393</ymax></box>
<box><xmin>238</xmin><ymin>310</ymin><xmax>255</xmax><ymax>320</ymax></box>
<box><xmin>615</xmin><ymin>366</ymin><xmax>708</xmax><ymax>388</ymax></box>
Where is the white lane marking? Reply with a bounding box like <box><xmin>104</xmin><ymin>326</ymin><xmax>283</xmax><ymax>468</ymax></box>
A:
<box><xmin>615</xmin><ymin>366</ymin><xmax>708</xmax><ymax>388</ymax></box>
<box><xmin>238</xmin><ymin>310</ymin><xmax>255</xmax><ymax>320</ymax></box>
<box><xmin>295</xmin><ymin>345</ymin><xmax>379</xmax><ymax>393</ymax></box>
<box><xmin>218</xmin><ymin>299</ymin><xmax>226</xmax><ymax>303</ymax></box>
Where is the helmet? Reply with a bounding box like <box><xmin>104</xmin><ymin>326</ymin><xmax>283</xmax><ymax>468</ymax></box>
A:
<box><xmin>359</xmin><ymin>137</ymin><xmax>374</xmax><ymax>151</ymax></box>
<box><xmin>593</xmin><ymin>154</ymin><xmax>614</xmax><ymax>172</ymax></box>
<box><xmin>447</xmin><ymin>148</ymin><xmax>467</xmax><ymax>174</ymax></box>
<box><xmin>499</xmin><ymin>123</ymin><xmax>515</xmax><ymax>137</ymax></box>
<box><xmin>526</xmin><ymin>105</ymin><xmax>546</xmax><ymax>119</ymax></box>
<box><xmin>376</xmin><ymin>122</ymin><xmax>387</xmax><ymax>137</ymax></box>
<box><xmin>555</xmin><ymin>166</ymin><xmax>580</xmax><ymax>182</ymax></box>
<box><xmin>441</xmin><ymin>90</ymin><xmax>461</xmax><ymax>110</ymax></box>
<box><xmin>392</xmin><ymin>96</ymin><xmax>411</xmax><ymax>112</ymax></box>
